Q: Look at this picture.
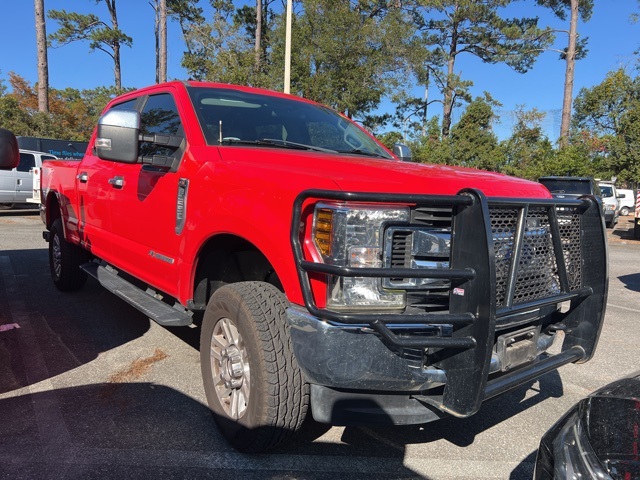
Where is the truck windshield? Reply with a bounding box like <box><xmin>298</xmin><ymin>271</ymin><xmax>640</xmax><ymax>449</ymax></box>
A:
<box><xmin>186</xmin><ymin>87</ymin><xmax>393</xmax><ymax>160</ymax></box>
<box><xmin>539</xmin><ymin>179</ymin><xmax>592</xmax><ymax>195</ymax></box>
<box><xmin>599</xmin><ymin>185</ymin><xmax>613</xmax><ymax>198</ymax></box>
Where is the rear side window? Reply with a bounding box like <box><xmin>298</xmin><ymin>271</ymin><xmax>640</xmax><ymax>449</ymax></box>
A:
<box><xmin>17</xmin><ymin>153</ymin><xmax>35</xmax><ymax>172</ymax></box>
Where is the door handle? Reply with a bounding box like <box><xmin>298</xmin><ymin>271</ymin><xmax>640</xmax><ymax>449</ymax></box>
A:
<box><xmin>108</xmin><ymin>176</ymin><xmax>124</xmax><ymax>188</ymax></box>
<box><xmin>77</xmin><ymin>172</ymin><xmax>89</xmax><ymax>183</ymax></box>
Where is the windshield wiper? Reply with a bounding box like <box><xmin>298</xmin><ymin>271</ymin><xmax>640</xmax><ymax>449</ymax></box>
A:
<box><xmin>338</xmin><ymin>148</ymin><xmax>388</xmax><ymax>159</ymax></box>
<box><xmin>257</xmin><ymin>138</ymin><xmax>337</xmax><ymax>153</ymax></box>
<box><xmin>220</xmin><ymin>137</ymin><xmax>336</xmax><ymax>153</ymax></box>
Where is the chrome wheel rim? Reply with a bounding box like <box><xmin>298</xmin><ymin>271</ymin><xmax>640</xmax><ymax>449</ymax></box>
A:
<box><xmin>52</xmin><ymin>233</ymin><xmax>62</xmax><ymax>279</ymax></box>
<box><xmin>210</xmin><ymin>317</ymin><xmax>250</xmax><ymax>419</ymax></box>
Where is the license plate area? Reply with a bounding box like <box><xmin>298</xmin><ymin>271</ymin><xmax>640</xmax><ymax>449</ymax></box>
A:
<box><xmin>496</xmin><ymin>326</ymin><xmax>539</xmax><ymax>372</ymax></box>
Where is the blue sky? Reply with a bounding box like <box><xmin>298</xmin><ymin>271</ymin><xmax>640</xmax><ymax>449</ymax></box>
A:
<box><xmin>0</xmin><ymin>1</ymin><xmax>638</xmax><ymax>141</ymax></box>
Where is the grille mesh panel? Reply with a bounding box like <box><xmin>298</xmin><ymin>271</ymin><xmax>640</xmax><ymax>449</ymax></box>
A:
<box><xmin>557</xmin><ymin>209</ymin><xmax>583</xmax><ymax>289</ymax></box>
<box><xmin>490</xmin><ymin>206</ymin><xmax>582</xmax><ymax>307</ymax></box>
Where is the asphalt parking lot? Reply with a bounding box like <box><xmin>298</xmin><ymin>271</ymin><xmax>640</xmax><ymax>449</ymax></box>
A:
<box><xmin>1</xmin><ymin>208</ymin><xmax>639</xmax><ymax>480</ymax></box>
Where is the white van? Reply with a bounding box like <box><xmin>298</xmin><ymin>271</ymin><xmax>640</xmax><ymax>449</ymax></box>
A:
<box><xmin>617</xmin><ymin>189</ymin><xmax>635</xmax><ymax>216</ymax></box>
<box><xmin>0</xmin><ymin>149</ymin><xmax>57</xmax><ymax>207</ymax></box>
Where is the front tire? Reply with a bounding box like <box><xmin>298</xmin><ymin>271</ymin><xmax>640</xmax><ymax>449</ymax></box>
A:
<box><xmin>200</xmin><ymin>282</ymin><xmax>309</xmax><ymax>453</ymax></box>
<box><xmin>620</xmin><ymin>206</ymin><xmax>630</xmax><ymax>216</ymax></box>
<box><xmin>49</xmin><ymin>218</ymin><xmax>88</xmax><ymax>291</ymax></box>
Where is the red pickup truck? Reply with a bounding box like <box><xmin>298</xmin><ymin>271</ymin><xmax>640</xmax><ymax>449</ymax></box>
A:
<box><xmin>11</xmin><ymin>81</ymin><xmax>608</xmax><ymax>452</ymax></box>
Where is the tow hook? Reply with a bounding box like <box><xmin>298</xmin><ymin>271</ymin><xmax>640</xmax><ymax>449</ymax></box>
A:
<box><xmin>545</xmin><ymin>323</ymin><xmax>567</xmax><ymax>334</ymax></box>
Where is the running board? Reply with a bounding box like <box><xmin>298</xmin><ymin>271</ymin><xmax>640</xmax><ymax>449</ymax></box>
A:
<box><xmin>81</xmin><ymin>262</ymin><xmax>193</xmax><ymax>327</ymax></box>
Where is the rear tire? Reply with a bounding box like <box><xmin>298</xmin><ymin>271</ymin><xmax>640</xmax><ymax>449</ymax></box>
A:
<box><xmin>49</xmin><ymin>218</ymin><xmax>88</xmax><ymax>291</ymax></box>
<box><xmin>200</xmin><ymin>281</ymin><xmax>309</xmax><ymax>453</ymax></box>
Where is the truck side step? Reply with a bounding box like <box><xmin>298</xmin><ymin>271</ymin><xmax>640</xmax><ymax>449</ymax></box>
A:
<box><xmin>81</xmin><ymin>262</ymin><xmax>193</xmax><ymax>327</ymax></box>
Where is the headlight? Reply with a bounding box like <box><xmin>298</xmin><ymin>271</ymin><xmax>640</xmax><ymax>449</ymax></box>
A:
<box><xmin>312</xmin><ymin>203</ymin><xmax>410</xmax><ymax>311</ymax></box>
<box><xmin>604</xmin><ymin>204</ymin><xmax>616</xmax><ymax>211</ymax></box>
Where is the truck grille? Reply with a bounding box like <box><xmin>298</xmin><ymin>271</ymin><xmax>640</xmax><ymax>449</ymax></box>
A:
<box><xmin>386</xmin><ymin>204</ymin><xmax>583</xmax><ymax>310</ymax></box>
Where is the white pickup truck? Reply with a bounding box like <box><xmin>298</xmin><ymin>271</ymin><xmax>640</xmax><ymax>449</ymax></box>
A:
<box><xmin>0</xmin><ymin>149</ymin><xmax>57</xmax><ymax>207</ymax></box>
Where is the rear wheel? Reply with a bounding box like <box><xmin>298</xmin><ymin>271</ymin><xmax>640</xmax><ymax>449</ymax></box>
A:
<box><xmin>49</xmin><ymin>218</ymin><xmax>88</xmax><ymax>291</ymax></box>
<box><xmin>200</xmin><ymin>281</ymin><xmax>308</xmax><ymax>452</ymax></box>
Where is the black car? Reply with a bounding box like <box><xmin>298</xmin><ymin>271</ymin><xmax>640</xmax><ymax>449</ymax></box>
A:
<box><xmin>538</xmin><ymin>176</ymin><xmax>601</xmax><ymax>199</ymax></box>
<box><xmin>535</xmin><ymin>372</ymin><xmax>640</xmax><ymax>479</ymax></box>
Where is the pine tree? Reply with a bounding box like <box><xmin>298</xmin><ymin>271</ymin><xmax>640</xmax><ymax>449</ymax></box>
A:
<box><xmin>48</xmin><ymin>1</ymin><xmax>132</xmax><ymax>90</ymax></box>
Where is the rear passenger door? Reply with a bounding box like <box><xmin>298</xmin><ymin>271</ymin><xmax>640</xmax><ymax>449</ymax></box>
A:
<box><xmin>0</xmin><ymin>166</ymin><xmax>16</xmax><ymax>204</ymax></box>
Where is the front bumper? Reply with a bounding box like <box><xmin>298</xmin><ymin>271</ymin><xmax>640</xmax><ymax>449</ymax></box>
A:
<box><xmin>289</xmin><ymin>189</ymin><xmax>608</xmax><ymax>420</ymax></box>
<box><xmin>603</xmin><ymin>209</ymin><xmax>618</xmax><ymax>225</ymax></box>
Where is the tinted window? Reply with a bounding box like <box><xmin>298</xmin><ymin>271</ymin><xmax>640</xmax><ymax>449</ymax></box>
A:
<box><xmin>110</xmin><ymin>99</ymin><xmax>138</xmax><ymax>111</ymax></box>
<box><xmin>17</xmin><ymin>153</ymin><xmax>35</xmax><ymax>172</ymax></box>
<box><xmin>539</xmin><ymin>179</ymin><xmax>593</xmax><ymax>195</ymax></box>
<box><xmin>139</xmin><ymin>93</ymin><xmax>183</xmax><ymax>157</ymax></box>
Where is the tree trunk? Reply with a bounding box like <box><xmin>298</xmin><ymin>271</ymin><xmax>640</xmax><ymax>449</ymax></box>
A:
<box><xmin>159</xmin><ymin>0</ymin><xmax>167</xmax><ymax>83</ymax></box>
<box><xmin>442</xmin><ymin>55</ymin><xmax>456</xmax><ymax>137</ymax></box>
<box><xmin>153</xmin><ymin>0</ymin><xmax>159</xmax><ymax>83</ymax></box>
<box><xmin>254</xmin><ymin>0</ymin><xmax>262</xmax><ymax>74</ymax></box>
<box><xmin>442</xmin><ymin>8</ymin><xmax>459</xmax><ymax>138</ymax></box>
<box><xmin>35</xmin><ymin>0</ymin><xmax>49</xmax><ymax>113</ymax></box>
<box><xmin>560</xmin><ymin>0</ymin><xmax>578</xmax><ymax>147</ymax></box>
<box><xmin>106</xmin><ymin>0</ymin><xmax>122</xmax><ymax>90</ymax></box>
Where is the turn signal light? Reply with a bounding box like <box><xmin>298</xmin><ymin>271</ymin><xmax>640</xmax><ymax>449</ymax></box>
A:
<box><xmin>314</xmin><ymin>208</ymin><xmax>334</xmax><ymax>257</ymax></box>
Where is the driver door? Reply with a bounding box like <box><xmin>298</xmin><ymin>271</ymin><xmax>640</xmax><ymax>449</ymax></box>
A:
<box><xmin>106</xmin><ymin>90</ymin><xmax>187</xmax><ymax>296</ymax></box>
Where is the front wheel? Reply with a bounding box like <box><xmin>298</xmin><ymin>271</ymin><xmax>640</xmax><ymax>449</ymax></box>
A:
<box><xmin>49</xmin><ymin>218</ymin><xmax>88</xmax><ymax>291</ymax></box>
<box><xmin>620</xmin><ymin>206</ymin><xmax>630</xmax><ymax>216</ymax></box>
<box><xmin>200</xmin><ymin>282</ymin><xmax>309</xmax><ymax>453</ymax></box>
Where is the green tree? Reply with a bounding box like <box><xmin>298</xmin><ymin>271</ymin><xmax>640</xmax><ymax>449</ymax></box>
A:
<box><xmin>571</xmin><ymin>68</ymin><xmax>640</xmax><ymax>182</ymax></box>
<box><xmin>536</xmin><ymin>0</ymin><xmax>593</xmax><ymax>146</ymax></box>
<box><xmin>448</xmin><ymin>96</ymin><xmax>504</xmax><ymax>171</ymax></box>
<box><xmin>48</xmin><ymin>1</ymin><xmax>132</xmax><ymax>90</ymax></box>
<box><xmin>167</xmin><ymin>0</ymin><xmax>204</xmax><ymax>62</ymax></box>
<box><xmin>540</xmin><ymin>133</ymin><xmax>611</xmax><ymax>179</ymax></box>
<box><xmin>607</xmin><ymin>103</ymin><xmax>640</xmax><ymax>183</ymax></box>
<box><xmin>407</xmin><ymin>0</ymin><xmax>553</xmax><ymax>137</ymax></box>
<box><xmin>0</xmin><ymin>73</ymin><xmax>124</xmax><ymax>141</ymax></box>
<box><xmin>501</xmin><ymin>106</ymin><xmax>554</xmax><ymax>179</ymax></box>
<box><xmin>283</xmin><ymin>0</ymin><xmax>407</xmax><ymax>118</ymax></box>
<box><xmin>410</xmin><ymin>116</ymin><xmax>455</xmax><ymax>165</ymax></box>
<box><xmin>181</xmin><ymin>1</ymin><xmax>257</xmax><ymax>85</ymax></box>
<box><xmin>573</xmin><ymin>68</ymin><xmax>640</xmax><ymax>135</ymax></box>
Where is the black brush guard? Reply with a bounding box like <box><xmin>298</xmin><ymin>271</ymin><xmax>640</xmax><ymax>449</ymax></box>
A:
<box><xmin>290</xmin><ymin>188</ymin><xmax>608</xmax><ymax>417</ymax></box>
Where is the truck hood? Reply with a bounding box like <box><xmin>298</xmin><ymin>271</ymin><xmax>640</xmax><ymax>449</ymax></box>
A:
<box><xmin>217</xmin><ymin>147</ymin><xmax>551</xmax><ymax>199</ymax></box>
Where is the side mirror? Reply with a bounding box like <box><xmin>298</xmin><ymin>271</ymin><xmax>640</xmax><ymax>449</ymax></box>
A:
<box><xmin>393</xmin><ymin>143</ymin><xmax>413</xmax><ymax>162</ymax></box>
<box><xmin>0</xmin><ymin>128</ymin><xmax>19</xmax><ymax>170</ymax></box>
<box><xmin>617</xmin><ymin>193</ymin><xmax>625</xmax><ymax>199</ymax></box>
<box><xmin>96</xmin><ymin>109</ymin><xmax>140</xmax><ymax>163</ymax></box>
